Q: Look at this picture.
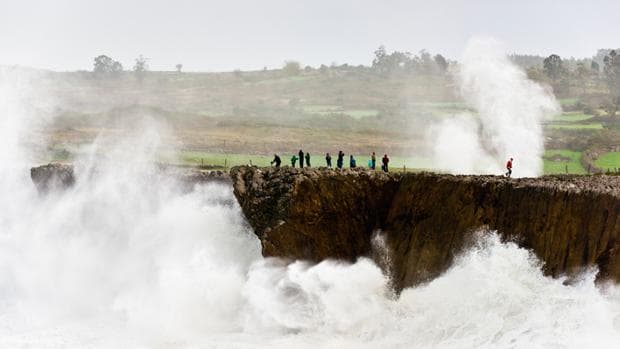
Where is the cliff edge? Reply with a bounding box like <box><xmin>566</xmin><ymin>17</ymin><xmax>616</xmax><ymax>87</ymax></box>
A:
<box><xmin>231</xmin><ymin>166</ymin><xmax>620</xmax><ymax>291</ymax></box>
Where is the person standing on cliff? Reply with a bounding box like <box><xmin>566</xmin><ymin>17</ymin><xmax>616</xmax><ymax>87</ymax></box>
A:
<box><xmin>325</xmin><ymin>153</ymin><xmax>332</xmax><ymax>168</ymax></box>
<box><xmin>337</xmin><ymin>151</ymin><xmax>344</xmax><ymax>169</ymax></box>
<box><xmin>298</xmin><ymin>150</ymin><xmax>304</xmax><ymax>168</ymax></box>
<box><xmin>350</xmin><ymin>155</ymin><xmax>357</xmax><ymax>168</ymax></box>
<box><xmin>305</xmin><ymin>152</ymin><xmax>311</xmax><ymax>167</ymax></box>
<box><xmin>291</xmin><ymin>154</ymin><xmax>298</xmax><ymax>167</ymax></box>
<box><xmin>382</xmin><ymin>154</ymin><xmax>390</xmax><ymax>172</ymax></box>
<box><xmin>371</xmin><ymin>152</ymin><xmax>376</xmax><ymax>170</ymax></box>
<box><xmin>505</xmin><ymin>157</ymin><xmax>513</xmax><ymax>178</ymax></box>
<box><xmin>270</xmin><ymin>154</ymin><xmax>282</xmax><ymax>168</ymax></box>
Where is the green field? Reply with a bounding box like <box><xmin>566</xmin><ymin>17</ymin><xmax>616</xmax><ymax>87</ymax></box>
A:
<box><xmin>553</xmin><ymin>112</ymin><xmax>594</xmax><ymax>122</ymax></box>
<box><xmin>558</xmin><ymin>98</ymin><xmax>579</xmax><ymax>107</ymax></box>
<box><xmin>547</xmin><ymin>123</ymin><xmax>603</xmax><ymax>130</ymax></box>
<box><xmin>344</xmin><ymin>109</ymin><xmax>379</xmax><ymax>119</ymax></box>
<box><xmin>595</xmin><ymin>152</ymin><xmax>620</xmax><ymax>172</ymax></box>
<box><xmin>543</xmin><ymin>150</ymin><xmax>586</xmax><ymax>174</ymax></box>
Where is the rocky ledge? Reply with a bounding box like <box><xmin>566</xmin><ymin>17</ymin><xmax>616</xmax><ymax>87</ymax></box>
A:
<box><xmin>231</xmin><ymin>166</ymin><xmax>620</xmax><ymax>291</ymax></box>
<box><xmin>30</xmin><ymin>163</ymin><xmax>230</xmax><ymax>193</ymax></box>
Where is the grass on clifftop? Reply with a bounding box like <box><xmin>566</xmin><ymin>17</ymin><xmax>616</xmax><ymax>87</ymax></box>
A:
<box><xmin>595</xmin><ymin>152</ymin><xmax>620</xmax><ymax>172</ymax></box>
<box><xmin>175</xmin><ymin>151</ymin><xmax>433</xmax><ymax>170</ymax></box>
<box><xmin>543</xmin><ymin>150</ymin><xmax>587</xmax><ymax>175</ymax></box>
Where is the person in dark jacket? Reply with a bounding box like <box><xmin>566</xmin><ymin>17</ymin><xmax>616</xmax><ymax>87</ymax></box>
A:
<box><xmin>381</xmin><ymin>154</ymin><xmax>390</xmax><ymax>172</ymax></box>
<box><xmin>291</xmin><ymin>155</ymin><xmax>298</xmax><ymax>167</ymax></box>
<box><xmin>337</xmin><ymin>151</ymin><xmax>344</xmax><ymax>169</ymax></box>
<box><xmin>298</xmin><ymin>150</ymin><xmax>304</xmax><ymax>168</ymax></box>
<box><xmin>325</xmin><ymin>153</ymin><xmax>332</xmax><ymax>168</ymax></box>
<box><xmin>349</xmin><ymin>155</ymin><xmax>357</xmax><ymax>168</ymax></box>
<box><xmin>305</xmin><ymin>152</ymin><xmax>311</xmax><ymax>167</ymax></box>
<box><xmin>371</xmin><ymin>152</ymin><xmax>376</xmax><ymax>170</ymax></box>
<box><xmin>270</xmin><ymin>154</ymin><xmax>282</xmax><ymax>168</ymax></box>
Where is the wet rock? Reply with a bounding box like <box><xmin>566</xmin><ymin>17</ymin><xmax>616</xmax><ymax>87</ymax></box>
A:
<box><xmin>30</xmin><ymin>163</ymin><xmax>75</xmax><ymax>193</ymax></box>
<box><xmin>231</xmin><ymin>166</ymin><xmax>620</xmax><ymax>292</ymax></box>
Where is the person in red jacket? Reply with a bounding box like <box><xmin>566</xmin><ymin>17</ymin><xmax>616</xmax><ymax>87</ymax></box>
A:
<box><xmin>505</xmin><ymin>158</ymin><xmax>513</xmax><ymax>178</ymax></box>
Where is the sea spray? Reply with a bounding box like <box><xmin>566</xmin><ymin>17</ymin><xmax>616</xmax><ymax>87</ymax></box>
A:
<box><xmin>429</xmin><ymin>38</ymin><xmax>560</xmax><ymax>176</ymax></box>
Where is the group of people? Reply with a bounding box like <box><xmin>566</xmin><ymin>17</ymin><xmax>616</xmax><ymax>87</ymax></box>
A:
<box><xmin>272</xmin><ymin>153</ymin><xmax>516</xmax><ymax>176</ymax></box>
<box><xmin>271</xmin><ymin>150</ymin><xmax>391</xmax><ymax>172</ymax></box>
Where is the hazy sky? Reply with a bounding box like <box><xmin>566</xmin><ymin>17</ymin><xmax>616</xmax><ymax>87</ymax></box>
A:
<box><xmin>1</xmin><ymin>0</ymin><xmax>618</xmax><ymax>72</ymax></box>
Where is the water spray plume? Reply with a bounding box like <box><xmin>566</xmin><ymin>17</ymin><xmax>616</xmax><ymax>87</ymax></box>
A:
<box><xmin>429</xmin><ymin>37</ymin><xmax>560</xmax><ymax>177</ymax></box>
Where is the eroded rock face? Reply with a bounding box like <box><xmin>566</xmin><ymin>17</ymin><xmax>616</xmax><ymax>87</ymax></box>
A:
<box><xmin>231</xmin><ymin>166</ymin><xmax>399</xmax><ymax>261</ymax></box>
<box><xmin>231</xmin><ymin>166</ymin><xmax>620</xmax><ymax>291</ymax></box>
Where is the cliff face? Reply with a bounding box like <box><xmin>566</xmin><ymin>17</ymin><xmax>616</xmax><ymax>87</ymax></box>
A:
<box><xmin>231</xmin><ymin>166</ymin><xmax>620</xmax><ymax>291</ymax></box>
<box><xmin>231</xmin><ymin>166</ymin><xmax>400</xmax><ymax>261</ymax></box>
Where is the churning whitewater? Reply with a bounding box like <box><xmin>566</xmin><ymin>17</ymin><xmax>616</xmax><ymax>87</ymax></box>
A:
<box><xmin>1</xmin><ymin>68</ymin><xmax>620</xmax><ymax>348</ymax></box>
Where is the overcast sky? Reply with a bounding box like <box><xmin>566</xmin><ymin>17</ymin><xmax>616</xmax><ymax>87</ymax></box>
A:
<box><xmin>0</xmin><ymin>0</ymin><xmax>618</xmax><ymax>72</ymax></box>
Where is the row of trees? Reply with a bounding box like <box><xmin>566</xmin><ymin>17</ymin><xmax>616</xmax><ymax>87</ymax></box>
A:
<box><xmin>93</xmin><ymin>54</ymin><xmax>180</xmax><ymax>81</ymax></box>
<box><xmin>371</xmin><ymin>46</ymin><xmax>449</xmax><ymax>77</ymax></box>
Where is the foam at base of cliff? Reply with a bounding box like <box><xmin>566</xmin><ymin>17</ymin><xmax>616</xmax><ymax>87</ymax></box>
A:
<box><xmin>231</xmin><ymin>166</ymin><xmax>620</xmax><ymax>291</ymax></box>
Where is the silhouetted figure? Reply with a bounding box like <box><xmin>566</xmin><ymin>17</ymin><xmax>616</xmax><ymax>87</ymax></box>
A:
<box><xmin>305</xmin><ymin>152</ymin><xmax>311</xmax><ymax>167</ymax></box>
<box><xmin>350</xmin><ymin>155</ymin><xmax>357</xmax><ymax>168</ymax></box>
<box><xmin>299</xmin><ymin>150</ymin><xmax>304</xmax><ymax>168</ymax></box>
<box><xmin>371</xmin><ymin>152</ymin><xmax>376</xmax><ymax>170</ymax></box>
<box><xmin>505</xmin><ymin>157</ymin><xmax>513</xmax><ymax>178</ymax></box>
<box><xmin>382</xmin><ymin>154</ymin><xmax>390</xmax><ymax>172</ymax></box>
<box><xmin>271</xmin><ymin>154</ymin><xmax>282</xmax><ymax>168</ymax></box>
<box><xmin>291</xmin><ymin>155</ymin><xmax>298</xmax><ymax>167</ymax></box>
<box><xmin>325</xmin><ymin>153</ymin><xmax>332</xmax><ymax>168</ymax></box>
<box><xmin>337</xmin><ymin>151</ymin><xmax>344</xmax><ymax>169</ymax></box>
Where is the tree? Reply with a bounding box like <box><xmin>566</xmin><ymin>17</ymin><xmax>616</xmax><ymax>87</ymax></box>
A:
<box><xmin>175</xmin><ymin>64</ymin><xmax>183</xmax><ymax>73</ymax></box>
<box><xmin>93</xmin><ymin>55</ymin><xmax>123</xmax><ymax>77</ymax></box>
<box><xmin>543</xmin><ymin>54</ymin><xmax>564</xmax><ymax>82</ymax></box>
<box><xmin>575</xmin><ymin>62</ymin><xmax>591</xmax><ymax>94</ymax></box>
<box><xmin>133</xmin><ymin>55</ymin><xmax>149</xmax><ymax>82</ymax></box>
<box><xmin>282</xmin><ymin>60</ymin><xmax>301</xmax><ymax>76</ymax></box>
<box><xmin>526</xmin><ymin>67</ymin><xmax>545</xmax><ymax>82</ymax></box>
<box><xmin>110</xmin><ymin>61</ymin><xmax>123</xmax><ymax>77</ymax></box>
<box><xmin>604</xmin><ymin>50</ymin><xmax>620</xmax><ymax>94</ymax></box>
<box><xmin>319</xmin><ymin>64</ymin><xmax>329</xmax><ymax>75</ymax></box>
<box><xmin>434</xmin><ymin>54</ymin><xmax>448</xmax><ymax>73</ymax></box>
<box><xmin>372</xmin><ymin>45</ymin><xmax>411</xmax><ymax>76</ymax></box>
<box><xmin>414</xmin><ymin>50</ymin><xmax>435</xmax><ymax>75</ymax></box>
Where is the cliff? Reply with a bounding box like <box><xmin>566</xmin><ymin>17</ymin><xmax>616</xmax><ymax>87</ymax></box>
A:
<box><xmin>231</xmin><ymin>166</ymin><xmax>620</xmax><ymax>291</ymax></box>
